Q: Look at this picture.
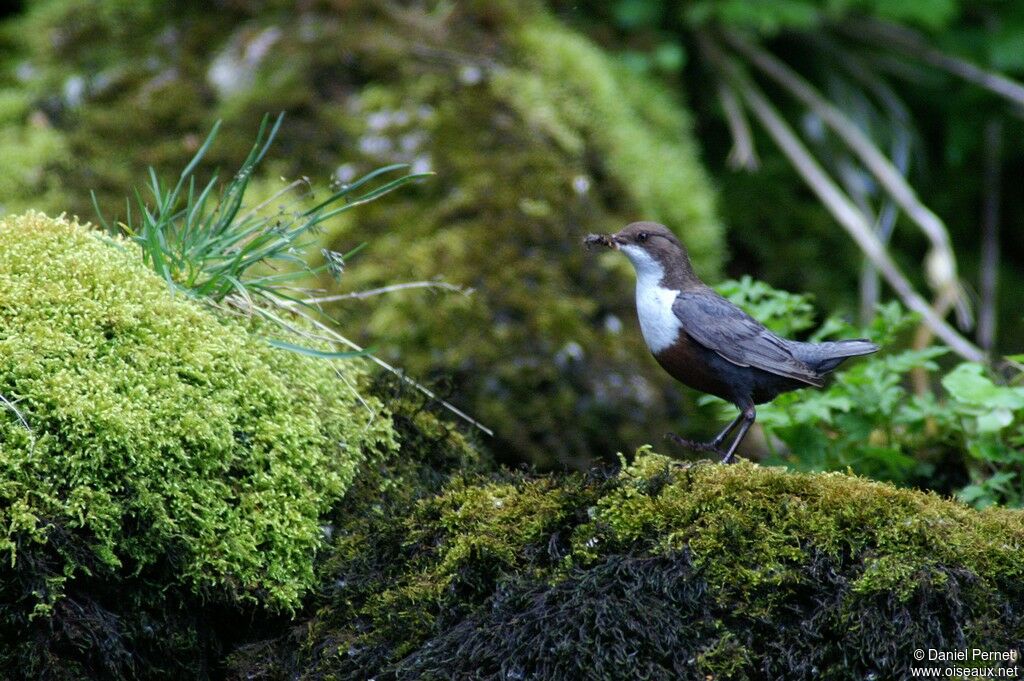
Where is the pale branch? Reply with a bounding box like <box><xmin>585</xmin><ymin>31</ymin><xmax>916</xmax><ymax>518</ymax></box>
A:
<box><xmin>829</xmin><ymin>47</ymin><xmax>974</xmax><ymax>331</ymax></box>
<box><xmin>816</xmin><ymin>38</ymin><xmax>914</xmax><ymax>134</ymax></box>
<box><xmin>842</xmin><ymin>19</ymin><xmax>1024</xmax><ymax>110</ymax></box>
<box><xmin>715</xmin><ymin>79</ymin><xmax>760</xmax><ymax>171</ymax></box>
<box><xmin>978</xmin><ymin>119</ymin><xmax>1002</xmax><ymax>352</ymax></box>
<box><xmin>724</xmin><ymin>31</ymin><xmax>965</xmax><ymax>315</ymax></box>
<box><xmin>303</xmin><ymin>280</ymin><xmax>472</xmax><ymax>304</ymax></box>
<box><xmin>859</xmin><ymin>201</ymin><xmax>899</xmax><ymax>325</ymax></box>
<box><xmin>812</xmin><ymin>40</ymin><xmax>907</xmax><ymax>324</ymax></box>
<box><xmin>699</xmin><ymin>34</ymin><xmax>985</xmax><ymax>362</ymax></box>
<box><xmin>835</xmin><ymin>160</ymin><xmax>887</xmax><ymax>324</ymax></box>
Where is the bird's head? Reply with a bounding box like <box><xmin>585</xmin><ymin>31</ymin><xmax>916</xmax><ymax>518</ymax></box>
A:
<box><xmin>585</xmin><ymin>221</ymin><xmax>695</xmax><ymax>285</ymax></box>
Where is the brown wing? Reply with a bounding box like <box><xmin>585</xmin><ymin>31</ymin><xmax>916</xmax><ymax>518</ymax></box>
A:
<box><xmin>672</xmin><ymin>290</ymin><xmax>824</xmax><ymax>387</ymax></box>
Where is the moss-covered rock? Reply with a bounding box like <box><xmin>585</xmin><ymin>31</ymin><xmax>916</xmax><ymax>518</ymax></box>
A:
<box><xmin>229</xmin><ymin>451</ymin><xmax>1024</xmax><ymax>681</ymax></box>
<box><xmin>0</xmin><ymin>212</ymin><xmax>396</xmax><ymax>677</ymax></box>
<box><xmin>0</xmin><ymin>0</ymin><xmax>723</xmax><ymax>468</ymax></box>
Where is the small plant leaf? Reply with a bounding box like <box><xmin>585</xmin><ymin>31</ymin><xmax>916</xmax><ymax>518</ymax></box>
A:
<box><xmin>942</xmin><ymin>363</ymin><xmax>1024</xmax><ymax>409</ymax></box>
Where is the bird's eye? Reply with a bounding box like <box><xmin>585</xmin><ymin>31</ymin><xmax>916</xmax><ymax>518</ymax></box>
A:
<box><xmin>637</xmin><ymin>233</ymin><xmax>648</xmax><ymax>243</ymax></box>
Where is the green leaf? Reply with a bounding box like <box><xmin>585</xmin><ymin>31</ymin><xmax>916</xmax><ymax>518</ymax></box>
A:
<box><xmin>715</xmin><ymin>275</ymin><xmax>816</xmax><ymax>336</ymax></box>
<box><xmin>855</xmin><ymin>0</ymin><xmax>957</xmax><ymax>31</ymax></box>
<box><xmin>942</xmin><ymin>363</ymin><xmax>1024</xmax><ymax>409</ymax></box>
<box><xmin>883</xmin><ymin>346</ymin><xmax>948</xmax><ymax>373</ymax></box>
<box><xmin>957</xmin><ymin>484</ymin><xmax>988</xmax><ymax>505</ymax></box>
<box><xmin>966</xmin><ymin>438</ymin><xmax>1020</xmax><ymax>464</ymax></box>
<box><xmin>654</xmin><ymin>42</ymin><xmax>686</xmax><ymax>72</ymax></box>
<box><xmin>989</xmin><ymin>27</ymin><xmax>1024</xmax><ymax>71</ymax></box>
<box><xmin>613</xmin><ymin>0</ymin><xmax>664</xmax><ymax>29</ymax></box>
<box><xmin>976</xmin><ymin>409</ymin><xmax>1014</xmax><ymax>433</ymax></box>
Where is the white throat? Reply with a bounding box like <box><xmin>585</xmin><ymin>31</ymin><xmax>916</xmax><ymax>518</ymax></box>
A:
<box><xmin>620</xmin><ymin>244</ymin><xmax>682</xmax><ymax>353</ymax></box>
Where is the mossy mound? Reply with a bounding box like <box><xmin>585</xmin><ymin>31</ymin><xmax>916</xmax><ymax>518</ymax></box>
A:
<box><xmin>229</xmin><ymin>452</ymin><xmax>1024</xmax><ymax>681</ymax></box>
<box><xmin>0</xmin><ymin>0</ymin><xmax>722</xmax><ymax>468</ymax></box>
<box><xmin>0</xmin><ymin>213</ymin><xmax>396</xmax><ymax>677</ymax></box>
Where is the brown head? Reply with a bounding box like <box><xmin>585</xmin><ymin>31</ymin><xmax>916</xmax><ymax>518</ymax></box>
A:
<box><xmin>586</xmin><ymin>221</ymin><xmax>701</xmax><ymax>290</ymax></box>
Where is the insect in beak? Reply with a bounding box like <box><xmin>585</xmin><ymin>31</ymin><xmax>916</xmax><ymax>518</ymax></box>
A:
<box><xmin>584</xmin><ymin>234</ymin><xmax>619</xmax><ymax>250</ymax></box>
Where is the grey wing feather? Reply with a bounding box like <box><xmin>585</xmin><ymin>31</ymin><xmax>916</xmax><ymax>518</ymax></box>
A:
<box><xmin>672</xmin><ymin>290</ymin><xmax>824</xmax><ymax>387</ymax></box>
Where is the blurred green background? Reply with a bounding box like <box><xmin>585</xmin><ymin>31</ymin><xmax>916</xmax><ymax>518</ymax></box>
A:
<box><xmin>1</xmin><ymin>0</ymin><xmax>1022</xmax><ymax>503</ymax></box>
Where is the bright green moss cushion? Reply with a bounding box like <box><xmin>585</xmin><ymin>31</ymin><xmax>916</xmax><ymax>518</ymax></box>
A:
<box><xmin>0</xmin><ymin>212</ymin><xmax>395</xmax><ymax>610</ymax></box>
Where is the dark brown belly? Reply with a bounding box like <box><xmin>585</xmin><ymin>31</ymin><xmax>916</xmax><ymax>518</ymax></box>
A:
<box><xmin>652</xmin><ymin>334</ymin><xmax>737</xmax><ymax>402</ymax></box>
<box><xmin>654</xmin><ymin>332</ymin><xmax>811</xmax><ymax>406</ymax></box>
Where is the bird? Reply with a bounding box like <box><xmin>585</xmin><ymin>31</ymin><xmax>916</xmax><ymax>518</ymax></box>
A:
<box><xmin>586</xmin><ymin>221</ymin><xmax>879</xmax><ymax>464</ymax></box>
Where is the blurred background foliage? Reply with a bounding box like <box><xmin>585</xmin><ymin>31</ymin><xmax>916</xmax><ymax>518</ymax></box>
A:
<box><xmin>0</xmin><ymin>0</ymin><xmax>1022</xmax><ymax>505</ymax></box>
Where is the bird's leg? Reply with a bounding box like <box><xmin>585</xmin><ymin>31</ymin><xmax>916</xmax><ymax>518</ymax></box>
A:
<box><xmin>719</xmin><ymin>406</ymin><xmax>756</xmax><ymax>464</ymax></box>
<box><xmin>665</xmin><ymin>406</ymin><xmax>757</xmax><ymax>464</ymax></box>
<box><xmin>665</xmin><ymin>411</ymin><xmax>745</xmax><ymax>453</ymax></box>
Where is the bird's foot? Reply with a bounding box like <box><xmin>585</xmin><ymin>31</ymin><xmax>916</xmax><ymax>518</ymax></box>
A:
<box><xmin>664</xmin><ymin>433</ymin><xmax>721</xmax><ymax>454</ymax></box>
<box><xmin>667</xmin><ymin>458</ymin><xmax>715</xmax><ymax>470</ymax></box>
<box><xmin>665</xmin><ymin>433</ymin><xmax>739</xmax><ymax>465</ymax></box>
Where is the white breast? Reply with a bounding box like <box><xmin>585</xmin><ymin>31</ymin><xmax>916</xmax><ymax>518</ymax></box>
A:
<box><xmin>620</xmin><ymin>244</ymin><xmax>682</xmax><ymax>353</ymax></box>
<box><xmin>636</xmin><ymin>281</ymin><xmax>682</xmax><ymax>353</ymax></box>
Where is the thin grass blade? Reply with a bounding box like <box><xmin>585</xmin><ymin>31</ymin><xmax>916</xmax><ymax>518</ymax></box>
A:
<box><xmin>312</xmin><ymin>173</ymin><xmax>431</xmax><ymax>224</ymax></box>
<box><xmin>301</xmin><ymin>163</ymin><xmax>411</xmax><ymax>216</ymax></box>
<box><xmin>265</xmin><ymin>338</ymin><xmax>373</xmax><ymax>359</ymax></box>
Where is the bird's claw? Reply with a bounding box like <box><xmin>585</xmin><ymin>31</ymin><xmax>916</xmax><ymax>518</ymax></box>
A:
<box><xmin>667</xmin><ymin>458</ymin><xmax>714</xmax><ymax>470</ymax></box>
<box><xmin>664</xmin><ymin>432</ymin><xmax>719</xmax><ymax>453</ymax></box>
<box><xmin>664</xmin><ymin>433</ymin><xmax>738</xmax><ymax>465</ymax></box>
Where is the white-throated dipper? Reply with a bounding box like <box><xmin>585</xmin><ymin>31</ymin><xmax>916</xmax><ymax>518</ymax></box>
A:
<box><xmin>586</xmin><ymin>221</ymin><xmax>879</xmax><ymax>463</ymax></box>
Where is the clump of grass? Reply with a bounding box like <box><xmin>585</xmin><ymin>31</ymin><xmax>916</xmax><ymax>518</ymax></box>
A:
<box><xmin>93</xmin><ymin>113</ymin><xmax>427</xmax><ymax>318</ymax></box>
<box><xmin>94</xmin><ymin>114</ymin><xmax>492</xmax><ymax>433</ymax></box>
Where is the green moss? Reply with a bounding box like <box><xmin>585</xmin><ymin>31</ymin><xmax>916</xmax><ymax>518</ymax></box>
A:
<box><xmin>0</xmin><ymin>90</ymin><xmax>70</xmax><ymax>216</ymax></box>
<box><xmin>230</xmin><ymin>451</ymin><xmax>1024</xmax><ymax>680</ymax></box>
<box><xmin>578</xmin><ymin>454</ymin><xmax>1024</xmax><ymax>610</ymax></box>
<box><xmin>501</xmin><ymin>18</ymin><xmax>721</xmax><ymax>274</ymax></box>
<box><xmin>0</xmin><ymin>212</ymin><xmax>396</xmax><ymax>675</ymax></box>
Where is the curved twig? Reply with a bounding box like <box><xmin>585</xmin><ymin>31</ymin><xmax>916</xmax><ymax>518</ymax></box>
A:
<box><xmin>268</xmin><ymin>297</ymin><xmax>494</xmax><ymax>436</ymax></box>
<box><xmin>841</xmin><ymin>19</ymin><xmax>1024</xmax><ymax>110</ymax></box>
<box><xmin>716</xmin><ymin>79</ymin><xmax>760</xmax><ymax>171</ymax></box>
<box><xmin>724</xmin><ymin>31</ymin><xmax>965</xmax><ymax>317</ymax></box>
<box><xmin>699</xmin><ymin>33</ymin><xmax>985</xmax><ymax>362</ymax></box>
<box><xmin>303</xmin><ymin>280</ymin><xmax>472</xmax><ymax>304</ymax></box>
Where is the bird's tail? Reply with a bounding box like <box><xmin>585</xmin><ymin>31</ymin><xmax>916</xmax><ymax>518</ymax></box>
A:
<box><xmin>818</xmin><ymin>338</ymin><xmax>879</xmax><ymax>358</ymax></box>
<box><xmin>790</xmin><ymin>338</ymin><xmax>879</xmax><ymax>374</ymax></box>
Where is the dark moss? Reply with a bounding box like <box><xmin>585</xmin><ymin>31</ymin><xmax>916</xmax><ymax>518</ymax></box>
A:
<box><xmin>228</xmin><ymin>453</ymin><xmax>1024</xmax><ymax>681</ymax></box>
